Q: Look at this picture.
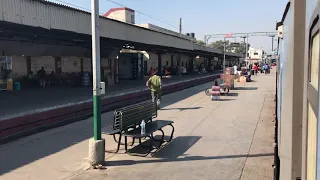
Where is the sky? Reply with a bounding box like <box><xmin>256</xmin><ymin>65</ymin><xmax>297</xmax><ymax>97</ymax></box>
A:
<box><xmin>49</xmin><ymin>0</ymin><xmax>288</xmax><ymax>53</ymax></box>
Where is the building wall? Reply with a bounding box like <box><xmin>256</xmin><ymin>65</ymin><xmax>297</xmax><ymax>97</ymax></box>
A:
<box><xmin>61</xmin><ymin>57</ymin><xmax>81</xmax><ymax>73</ymax></box>
<box><xmin>135</xmin><ymin>23</ymin><xmax>196</xmax><ymax>41</ymax></box>
<box><xmin>162</xmin><ymin>53</ymin><xmax>171</xmax><ymax>67</ymax></box>
<box><xmin>106</xmin><ymin>10</ymin><xmax>126</xmax><ymax>22</ymax></box>
<box><xmin>147</xmin><ymin>52</ymin><xmax>158</xmax><ymax>70</ymax></box>
<box><xmin>181</xmin><ymin>54</ymin><xmax>189</xmax><ymax>68</ymax></box>
<box><xmin>82</xmin><ymin>58</ymin><xmax>92</xmax><ymax>72</ymax></box>
<box><xmin>12</xmin><ymin>56</ymin><xmax>27</xmax><ymax>77</ymax></box>
<box><xmin>144</xmin><ymin>52</ymin><xmax>191</xmax><ymax>73</ymax></box>
<box><xmin>248</xmin><ymin>47</ymin><xmax>263</xmax><ymax>59</ymax></box>
<box><xmin>31</xmin><ymin>56</ymin><xmax>55</xmax><ymax>73</ymax></box>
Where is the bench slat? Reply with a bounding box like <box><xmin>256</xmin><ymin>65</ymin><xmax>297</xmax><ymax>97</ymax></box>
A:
<box><xmin>119</xmin><ymin>101</ymin><xmax>156</xmax><ymax>131</ymax></box>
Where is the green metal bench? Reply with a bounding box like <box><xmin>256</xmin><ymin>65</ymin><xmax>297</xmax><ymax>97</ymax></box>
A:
<box><xmin>102</xmin><ymin>100</ymin><xmax>174</xmax><ymax>156</ymax></box>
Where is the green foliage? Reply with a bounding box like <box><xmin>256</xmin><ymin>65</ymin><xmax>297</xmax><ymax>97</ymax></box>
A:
<box><xmin>209</xmin><ymin>40</ymin><xmax>250</xmax><ymax>54</ymax></box>
<box><xmin>195</xmin><ymin>40</ymin><xmax>205</xmax><ymax>45</ymax></box>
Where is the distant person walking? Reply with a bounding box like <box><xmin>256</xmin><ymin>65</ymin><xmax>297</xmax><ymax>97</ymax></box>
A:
<box><xmin>146</xmin><ymin>70</ymin><xmax>162</xmax><ymax>109</ymax></box>
<box><xmin>37</xmin><ymin>67</ymin><xmax>46</xmax><ymax>88</ymax></box>
<box><xmin>264</xmin><ymin>64</ymin><xmax>270</xmax><ymax>74</ymax></box>
<box><xmin>253</xmin><ymin>64</ymin><xmax>259</xmax><ymax>75</ymax></box>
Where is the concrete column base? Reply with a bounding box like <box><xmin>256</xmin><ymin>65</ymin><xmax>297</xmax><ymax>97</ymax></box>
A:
<box><xmin>88</xmin><ymin>138</ymin><xmax>105</xmax><ymax>166</ymax></box>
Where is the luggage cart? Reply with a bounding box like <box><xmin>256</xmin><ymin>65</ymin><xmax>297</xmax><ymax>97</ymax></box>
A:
<box><xmin>205</xmin><ymin>84</ymin><xmax>230</xmax><ymax>101</ymax></box>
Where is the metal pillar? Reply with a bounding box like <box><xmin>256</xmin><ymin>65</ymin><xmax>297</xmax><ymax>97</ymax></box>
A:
<box><xmin>179</xmin><ymin>18</ymin><xmax>182</xmax><ymax>37</ymax></box>
<box><xmin>245</xmin><ymin>35</ymin><xmax>249</xmax><ymax>66</ymax></box>
<box><xmin>178</xmin><ymin>53</ymin><xmax>181</xmax><ymax>76</ymax></box>
<box><xmin>223</xmin><ymin>37</ymin><xmax>226</xmax><ymax>74</ymax></box>
<box><xmin>88</xmin><ymin>0</ymin><xmax>105</xmax><ymax>167</ymax></box>
<box><xmin>157</xmin><ymin>53</ymin><xmax>162</xmax><ymax>77</ymax></box>
<box><xmin>240</xmin><ymin>36</ymin><xmax>246</xmax><ymax>65</ymax></box>
<box><xmin>140</xmin><ymin>54</ymin><xmax>144</xmax><ymax>80</ymax></box>
<box><xmin>91</xmin><ymin>0</ymin><xmax>101</xmax><ymax>140</ymax></box>
<box><xmin>272</xmin><ymin>36</ymin><xmax>274</xmax><ymax>53</ymax></box>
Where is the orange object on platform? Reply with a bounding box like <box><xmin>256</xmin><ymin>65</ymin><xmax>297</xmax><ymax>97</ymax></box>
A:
<box><xmin>7</xmin><ymin>79</ymin><xmax>13</xmax><ymax>91</ymax></box>
<box><xmin>220</xmin><ymin>74</ymin><xmax>235</xmax><ymax>89</ymax></box>
<box><xmin>240</xmin><ymin>76</ymin><xmax>246</xmax><ymax>83</ymax></box>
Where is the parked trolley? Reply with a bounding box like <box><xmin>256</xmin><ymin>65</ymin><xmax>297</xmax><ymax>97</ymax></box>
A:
<box><xmin>205</xmin><ymin>84</ymin><xmax>230</xmax><ymax>101</ymax></box>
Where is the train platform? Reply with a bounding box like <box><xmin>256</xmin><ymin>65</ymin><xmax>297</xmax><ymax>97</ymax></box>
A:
<box><xmin>0</xmin><ymin>73</ymin><xmax>216</xmax><ymax>120</ymax></box>
<box><xmin>0</xmin><ymin>73</ymin><xmax>220</xmax><ymax>142</ymax></box>
<box><xmin>0</xmin><ymin>70</ymin><xmax>276</xmax><ymax>180</ymax></box>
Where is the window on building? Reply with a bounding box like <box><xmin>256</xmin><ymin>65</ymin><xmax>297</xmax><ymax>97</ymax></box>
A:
<box><xmin>254</xmin><ymin>53</ymin><xmax>259</xmax><ymax>55</ymax></box>
<box><xmin>166</xmin><ymin>61</ymin><xmax>169</xmax><ymax>66</ymax></box>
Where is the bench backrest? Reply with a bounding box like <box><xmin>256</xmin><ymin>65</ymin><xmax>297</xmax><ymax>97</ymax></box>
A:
<box><xmin>114</xmin><ymin>100</ymin><xmax>157</xmax><ymax>131</ymax></box>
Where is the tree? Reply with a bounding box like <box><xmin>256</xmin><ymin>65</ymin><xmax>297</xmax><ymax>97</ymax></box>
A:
<box><xmin>233</xmin><ymin>42</ymin><xmax>250</xmax><ymax>54</ymax></box>
<box><xmin>195</xmin><ymin>40</ymin><xmax>205</xmax><ymax>45</ymax></box>
<box><xmin>209</xmin><ymin>40</ymin><xmax>233</xmax><ymax>51</ymax></box>
<box><xmin>209</xmin><ymin>40</ymin><xmax>250</xmax><ymax>54</ymax></box>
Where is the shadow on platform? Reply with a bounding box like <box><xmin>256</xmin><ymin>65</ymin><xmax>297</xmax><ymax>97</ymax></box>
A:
<box><xmin>106</xmin><ymin>151</ymin><xmax>274</xmax><ymax>167</ymax></box>
<box><xmin>233</xmin><ymin>87</ymin><xmax>258</xmax><ymax>91</ymax></box>
<box><xmin>226</xmin><ymin>92</ymin><xmax>239</xmax><ymax>97</ymax></box>
<box><xmin>160</xmin><ymin>107</ymin><xmax>202</xmax><ymax>111</ymax></box>
<box><xmin>218</xmin><ymin>99</ymin><xmax>236</xmax><ymax>102</ymax></box>
<box><xmin>0</xmin><ymin>81</ymin><xmax>210</xmax><ymax>176</ymax></box>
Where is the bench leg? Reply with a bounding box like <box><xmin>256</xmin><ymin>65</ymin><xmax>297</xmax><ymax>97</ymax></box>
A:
<box><xmin>168</xmin><ymin>124</ymin><xmax>175</xmax><ymax>142</ymax></box>
<box><xmin>131</xmin><ymin>138</ymin><xmax>136</xmax><ymax>146</ymax></box>
<box><xmin>150</xmin><ymin>129</ymin><xmax>165</xmax><ymax>148</ymax></box>
<box><xmin>115</xmin><ymin>134</ymin><xmax>122</xmax><ymax>153</ymax></box>
<box><xmin>158</xmin><ymin>129</ymin><xmax>165</xmax><ymax>148</ymax></box>
<box><xmin>112</xmin><ymin>134</ymin><xmax>119</xmax><ymax>143</ymax></box>
<box><xmin>106</xmin><ymin>133</ymin><xmax>122</xmax><ymax>153</ymax></box>
<box><xmin>126</xmin><ymin>136</ymin><xmax>154</xmax><ymax>157</ymax></box>
<box><xmin>113</xmin><ymin>134</ymin><xmax>135</xmax><ymax>146</ymax></box>
<box><xmin>125</xmin><ymin>136</ymin><xmax>128</xmax><ymax>152</ymax></box>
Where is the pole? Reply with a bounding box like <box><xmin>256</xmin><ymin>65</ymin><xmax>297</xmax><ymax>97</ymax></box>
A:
<box><xmin>245</xmin><ymin>34</ymin><xmax>249</xmax><ymax>66</ymax></box>
<box><xmin>179</xmin><ymin>18</ymin><xmax>182</xmax><ymax>37</ymax></box>
<box><xmin>178</xmin><ymin>17</ymin><xmax>182</xmax><ymax>75</ymax></box>
<box><xmin>241</xmin><ymin>36</ymin><xmax>246</xmax><ymax>61</ymax></box>
<box><xmin>272</xmin><ymin>36</ymin><xmax>274</xmax><ymax>53</ymax></box>
<box><xmin>89</xmin><ymin>0</ymin><xmax>104</xmax><ymax>167</ymax></box>
<box><xmin>92</xmin><ymin>0</ymin><xmax>101</xmax><ymax>141</ymax></box>
<box><xmin>223</xmin><ymin>37</ymin><xmax>226</xmax><ymax>76</ymax></box>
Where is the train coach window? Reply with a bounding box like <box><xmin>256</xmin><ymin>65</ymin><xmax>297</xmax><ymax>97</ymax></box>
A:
<box><xmin>310</xmin><ymin>32</ymin><xmax>319</xmax><ymax>90</ymax></box>
<box><xmin>306</xmin><ymin>10</ymin><xmax>320</xmax><ymax>180</ymax></box>
<box><xmin>307</xmin><ymin>103</ymin><xmax>317</xmax><ymax>180</ymax></box>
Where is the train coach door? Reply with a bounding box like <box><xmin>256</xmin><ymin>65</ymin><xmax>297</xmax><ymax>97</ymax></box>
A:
<box><xmin>307</xmin><ymin>8</ymin><xmax>320</xmax><ymax>180</ymax></box>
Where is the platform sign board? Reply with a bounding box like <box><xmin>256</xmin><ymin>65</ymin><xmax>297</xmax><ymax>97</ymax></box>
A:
<box><xmin>230</xmin><ymin>42</ymin><xmax>240</xmax><ymax>47</ymax></box>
